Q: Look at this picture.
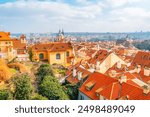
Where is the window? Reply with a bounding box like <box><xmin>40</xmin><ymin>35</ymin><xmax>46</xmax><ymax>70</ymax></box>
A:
<box><xmin>56</xmin><ymin>53</ymin><xmax>61</xmax><ymax>60</ymax></box>
<box><xmin>39</xmin><ymin>53</ymin><xmax>44</xmax><ymax>60</ymax></box>
<box><xmin>66</xmin><ymin>51</ymin><xmax>69</xmax><ymax>57</ymax></box>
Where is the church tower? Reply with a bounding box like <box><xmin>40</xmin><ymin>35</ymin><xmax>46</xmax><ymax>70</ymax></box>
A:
<box><xmin>20</xmin><ymin>34</ymin><xmax>26</xmax><ymax>43</ymax></box>
<box><xmin>57</xmin><ymin>29</ymin><xmax>65</xmax><ymax>42</ymax></box>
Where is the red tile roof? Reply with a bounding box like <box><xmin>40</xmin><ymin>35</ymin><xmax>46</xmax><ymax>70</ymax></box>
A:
<box><xmin>79</xmin><ymin>72</ymin><xmax>150</xmax><ymax>100</ymax></box>
<box><xmin>79</xmin><ymin>72</ymin><xmax>117</xmax><ymax>100</ymax></box>
<box><xmin>132</xmin><ymin>51</ymin><xmax>150</xmax><ymax>68</ymax></box>
<box><xmin>100</xmin><ymin>82</ymin><xmax>120</xmax><ymax>100</ymax></box>
<box><xmin>0</xmin><ymin>32</ymin><xmax>11</xmax><ymax>41</ymax></box>
<box><xmin>32</xmin><ymin>42</ymin><xmax>72</xmax><ymax>52</ymax></box>
<box><xmin>132</xmin><ymin>68</ymin><xmax>150</xmax><ymax>84</ymax></box>
<box><xmin>12</xmin><ymin>39</ymin><xmax>27</xmax><ymax>54</ymax></box>
<box><xmin>120</xmin><ymin>83</ymin><xmax>150</xmax><ymax>100</ymax></box>
<box><xmin>88</xmin><ymin>50</ymin><xmax>110</xmax><ymax>64</ymax></box>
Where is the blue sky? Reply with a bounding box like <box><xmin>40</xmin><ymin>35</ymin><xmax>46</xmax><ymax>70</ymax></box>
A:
<box><xmin>0</xmin><ymin>0</ymin><xmax>150</xmax><ymax>33</ymax></box>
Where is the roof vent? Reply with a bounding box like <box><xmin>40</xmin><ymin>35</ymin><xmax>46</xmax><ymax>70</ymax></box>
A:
<box><xmin>85</xmin><ymin>82</ymin><xmax>95</xmax><ymax>91</ymax></box>
<box><xmin>142</xmin><ymin>85</ymin><xmax>150</xmax><ymax>95</ymax></box>
<box><xmin>144</xmin><ymin>67</ymin><xmax>150</xmax><ymax>76</ymax></box>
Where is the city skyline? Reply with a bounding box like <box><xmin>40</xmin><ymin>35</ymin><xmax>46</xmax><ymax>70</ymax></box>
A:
<box><xmin>0</xmin><ymin>0</ymin><xmax>150</xmax><ymax>33</ymax></box>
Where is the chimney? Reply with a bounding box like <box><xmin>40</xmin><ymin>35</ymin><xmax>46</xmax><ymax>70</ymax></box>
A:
<box><xmin>77</xmin><ymin>71</ymin><xmax>82</xmax><ymax>81</ymax></box>
<box><xmin>73</xmin><ymin>68</ymin><xmax>77</xmax><ymax>78</ymax></box>
<box><xmin>142</xmin><ymin>85</ymin><xmax>150</xmax><ymax>95</ymax></box>
<box><xmin>144</xmin><ymin>67</ymin><xmax>150</xmax><ymax>76</ymax></box>
<box><xmin>135</xmin><ymin>65</ymin><xmax>141</xmax><ymax>74</ymax></box>
<box><xmin>85</xmin><ymin>82</ymin><xmax>95</xmax><ymax>91</ymax></box>
<box><xmin>127</xmin><ymin>62</ymin><xmax>131</xmax><ymax>67</ymax></box>
<box><xmin>109</xmin><ymin>70</ymin><xmax>116</xmax><ymax>77</ymax></box>
<box><xmin>96</xmin><ymin>61</ymin><xmax>100</xmax><ymax>70</ymax></box>
<box><xmin>119</xmin><ymin>74</ymin><xmax>127</xmax><ymax>84</ymax></box>
<box><xmin>117</xmin><ymin>61</ymin><xmax>121</xmax><ymax>69</ymax></box>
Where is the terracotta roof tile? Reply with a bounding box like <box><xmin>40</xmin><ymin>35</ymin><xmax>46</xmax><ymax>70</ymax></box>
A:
<box><xmin>79</xmin><ymin>72</ymin><xmax>117</xmax><ymax>100</ymax></box>
<box><xmin>132</xmin><ymin>51</ymin><xmax>150</xmax><ymax>68</ymax></box>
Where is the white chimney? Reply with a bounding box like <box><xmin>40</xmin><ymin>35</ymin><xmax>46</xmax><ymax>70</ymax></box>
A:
<box><xmin>96</xmin><ymin>61</ymin><xmax>100</xmax><ymax>70</ymax></box>
<box><xmin>119</xmin><ymin>74</ymin><xmax>127</xmax><ymax>84</ymax></box>
<box><xmin>144</xmin><ymin>67</ymin><xmax>150</xmax><ymax>76</ymax></box>
<box><xmin>117</xmin><ymin>61</ymin><xmax>121</xmax><ymax>69</ymax></box>
<box><xmin>135</xmin><ymin>65</ymin><xmax>141</xmax><ymax>74</ymax></box>
<box><xmin>77</xmin><ymin>72</ymin><xmax>82</xmax><ymax>81</ymax></box>
<box><xmin>143</xmin><ymin>85</ymin><xmax>150</xmax><ymax>95</ymax></box>
<box><xmin>127</xmin><ymin>62</ymin><xmax>131</xmax><ymax>67</ymax></box>
<box><xmin>73</xmin><ymin>68</ymin><xmax>77</xmax><ymax>78</ymax></box>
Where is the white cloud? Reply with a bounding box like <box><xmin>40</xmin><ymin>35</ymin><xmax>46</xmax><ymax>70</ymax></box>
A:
<box><xmin>106</xmin><ymin>0</ymin><xmax>142</xmax><ymax>7</ymax></box>
<box><xmin>0</xmin><ymin>0</ymin><xmax>150</xmax><ymax>32</ymax></box>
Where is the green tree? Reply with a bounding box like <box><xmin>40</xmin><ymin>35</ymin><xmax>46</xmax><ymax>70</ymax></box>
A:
<box><xmin>31</xmin><ymin>93</ymin><xmax>48</xmax><ymax>100</ymax></box>
<box><xmin>0</xmin><ymin>89</ymin><xmax>12</xmax><ymax>100</ymax></box>
<box><xmin>63</xmin><ymin>84</ymin><xmax>79</xmax><ymax>100</ymax></box>
<box><xmin>12</xmin><ymin>74</ymin><xmax>33</xmax><ymax>100</ymax></box>
<box><xmin>37</xmin><ymin>64</ymin><xmax>54</xmax><ymax>83</ymax></box>
<box><xmin>28</xmin><ymin>49</ymin><xmax>33</xmax><ymax>62</ymax></box>
<box><xmin>39</xmin><ymin>75</ymin><xmax>69</xmax><ymax>100</ymax></box>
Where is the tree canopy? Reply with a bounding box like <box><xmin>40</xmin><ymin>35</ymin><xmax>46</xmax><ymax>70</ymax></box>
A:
<box><xmin>12</xmin><ymin>74</ymin><xmax>33</xmax><ymax>100</ymax></box>
<box><xmin>37</xmin><ymin>64</ymin><xmax>54</xmax><ymax>83</ymax></box>
<box><xmin>0</xmin><ymin>89</ymin><xmax>12</xmax><ymax>100</ymax></box>
<box><xmin>39</xmin><ymin>75</ymin><xmax>69</xmax><ymax>100</ymax></box>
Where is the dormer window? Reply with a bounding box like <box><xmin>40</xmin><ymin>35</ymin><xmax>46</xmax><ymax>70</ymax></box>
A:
<box><xmin>85</xmin><ymin>82</ymin><xmax>95</xmax><ymax>91</ymax></box>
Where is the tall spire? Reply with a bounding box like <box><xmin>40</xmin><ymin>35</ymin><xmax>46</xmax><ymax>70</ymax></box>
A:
<box><xmin>62</xmin><ymin>29</ymin><xmax>64</xmax><ymax>35</ymax></box>
<box><xmin>58</xmin><ymin>29</ymin><xmax>61</xmax><ymax>34</ymax></box>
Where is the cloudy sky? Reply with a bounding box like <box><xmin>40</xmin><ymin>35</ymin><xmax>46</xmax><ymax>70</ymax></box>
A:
<box><xmin>0</xmin><ymin>0</ymin><xmax>150</xmax><ymax>33</ymax></box>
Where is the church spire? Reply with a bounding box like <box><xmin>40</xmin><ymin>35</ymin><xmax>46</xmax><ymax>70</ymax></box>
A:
<box><xmin>62</xmin><ymin>29</ymin><xmax>64</xmax><ymax>35</ymax></box>
<box><xmin>58</xmin><ymin>29</ymin><xmax>61</xmax><ymax>35</ymax></box>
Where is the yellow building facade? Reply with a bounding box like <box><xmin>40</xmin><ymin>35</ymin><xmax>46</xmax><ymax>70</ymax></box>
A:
<box><xmin>31</xmin><ymin>42</ymin><xmax>74</xmax><ymax>67</ymax></box>
<box><xmin>0</xmin><ymin>32</ymin><xmax>14</xmax><ymax>60</ymax></box>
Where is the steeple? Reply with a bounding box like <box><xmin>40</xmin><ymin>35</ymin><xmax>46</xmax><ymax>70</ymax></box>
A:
<box><xmin>58</xmin><ymin>29</ymin><xmax>61</xmax><ymax>35</ymax></box>
<box><xmin>62</xmin><ymin>29</ymin><xmax>64</xmax><ymax>35</ymax></box>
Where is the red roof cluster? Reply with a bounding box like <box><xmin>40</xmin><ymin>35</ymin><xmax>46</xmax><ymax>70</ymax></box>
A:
<box><xmin>132</xmin><ymin>51</ymin><xmax>150</xmax><ymax>68</ymax></box>
<box><xmin>66</xmin><ymin>63</ymin><xmax>91</xmax><ymax>84</ymax></box>
<box><xmin>79</xmin><ymin>72</ymin><xmax>150</xmax><ymax>100</ymax></box>
<box><xmin>88</xmin><ymin>50</ymin><xmax>110</xmax><ymax>64</ymax></box>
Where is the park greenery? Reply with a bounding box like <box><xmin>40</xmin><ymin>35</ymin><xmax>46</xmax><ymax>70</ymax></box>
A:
<box><xmin>37</xmin><ymin>64</ymin><xmax>69</xmax><ymax>100</ymax></box>
<box><xmin>0</xmin><ymin>62</ymin><xmax>78</xmax><ymax>100</ymax></box>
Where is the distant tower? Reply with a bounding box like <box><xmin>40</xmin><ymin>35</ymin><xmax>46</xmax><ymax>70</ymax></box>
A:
<box><xmin>57</xmin><ymin>29</ymin><xmax>65</xmax><ymax>42</ymax></box>
<box><xmin>62</xmin><ymin>29</ymin><xmax>64</xmax><ymax>35</ymax></box>
<box><xmin>58</xmin><ymin>29</ymin><xmax>61</xmax><ymax>34</ymax></box>
<box><xmin>20</xmin><ymin>34</ymin><xmax>26</xmax><ymax>43</ymax></box>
